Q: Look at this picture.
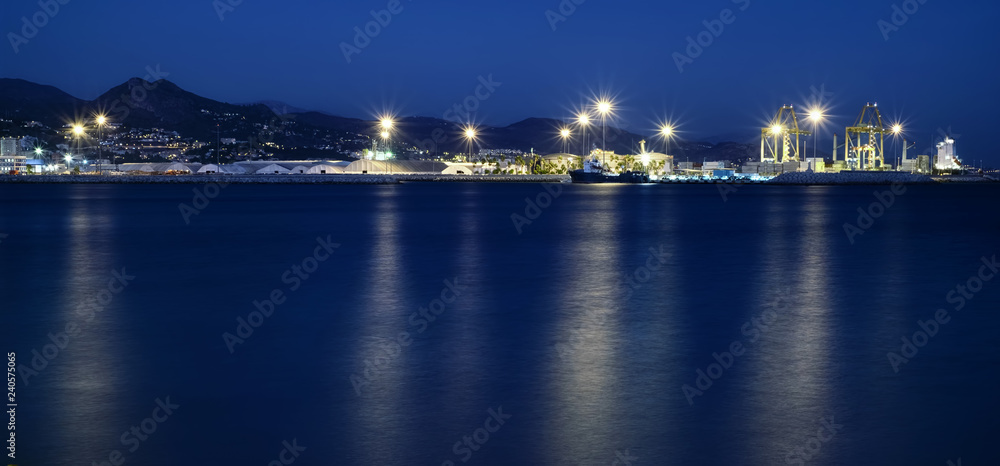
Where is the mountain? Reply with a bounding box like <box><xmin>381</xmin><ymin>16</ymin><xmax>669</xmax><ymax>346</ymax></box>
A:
<box><xmin>0</xmin><ymin>77</ymin><xmax>759</xmax><ymax>162</ymax></box>
<box><xmin>0</xmin><ymin>78</ymin><xmax>86</xmax><ymax>124</ymax></box>
<box><xmin>92</xmin><ymin>78</ymin><xmax>276</xmax><ymax>140</ymax></box>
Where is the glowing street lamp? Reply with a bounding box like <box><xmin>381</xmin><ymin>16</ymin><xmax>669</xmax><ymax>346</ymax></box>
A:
<box><xmin>577</xmin><ymin>113</ymin><xmax>591</xmax><ymax>156</ymax></box>
<box><xmin>463</xmin><ymin>126</ymin><xmax>477</xmax><ymax>163</ymax></box>
<box><xmin>596</xmin><ymin>99</ymin><xmax>612</xmax><ymax>165</ymax></box>
<box><xmin>770</xmin><ymin>124</ymin><xmax>783</xmax><ymax>135</ymax></box>
<box><xmin>660</xmin><ymin>125</ymin><xmax>673</xmax><ymax>155</ymax></box>
<box><xmin>559</xmin><ymin>128</ymin><xmax>571</xmax><ymax>154</ymax></box>
<box><xmin>808</xmin><ymin>110</ymin><xmax>822</xmax><ymax>159</ymax></box>
<box><xmin>94</xmin><ymin>114</ymin><xmax>108</xmax><ymax>174</ymax></box>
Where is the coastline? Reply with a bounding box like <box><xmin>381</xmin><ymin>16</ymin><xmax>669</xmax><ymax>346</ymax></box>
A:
<box><xmin>1</xmin><ymin>173</ymin><xmax>995</xmax><ymax>185</ymax></box>
<box><xmin>0</xmin><ymin>174</ymin><xmax>571</xmax><ymax>184</ymax></box>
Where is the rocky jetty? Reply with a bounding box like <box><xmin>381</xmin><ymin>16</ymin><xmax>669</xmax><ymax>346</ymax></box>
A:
<box><xmin>767</xmin><ymin>171</ymin><xmax>937</xmax><ymax>185</ymax></box>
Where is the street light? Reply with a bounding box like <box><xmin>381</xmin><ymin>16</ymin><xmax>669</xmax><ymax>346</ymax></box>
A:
<box><xmin>596</xmin><ymin>99</ymin><xmax>612</xmax><ymax>165</ymax></box>
<box><xmin>559</xmin><ymin>128</ymin><xmax>570</xmax><ymax>154</ymax></box>
<box><xmin>71</xmin><ymin>124</ymin><xmax>85</xmax><ymax>172</ymax></box>
<box><xmin>95</xmin><ymin>114</ymin><xmax>107</xmax><ymax>174</ymax></box>
<box><xmin>577</xmin><ymin>113</ymin><xmax>591</xmax><ymax>157</ymax></box>
<box><xmin>661</xmin><ymin>125</ymin><xmax>673</xmax><ymax>155</ymax></box>
<box><xmin>463</xmin><ymin>126</ymin><xmax>477</xmax><ymax>164</ymax></box>
<box><xmin>808</xmin><ymin>110</ymin><xmax>822</xmax><ymax>159</ymax></box>
<box><xmin>891</xmin><ymin>124</ymin><xmax>903</xmax><ymax>168</ymax></box>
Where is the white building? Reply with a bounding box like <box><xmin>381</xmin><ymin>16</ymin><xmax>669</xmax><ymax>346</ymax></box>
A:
<box><xmin>0</xmin><ymin>137</ymin><xmax>26</xmax><ymax>174</ymax></box>
<box><xmin>934</xmin><ymin>137</ymin><xmax>962</xmax><ymax>170</ymax></box>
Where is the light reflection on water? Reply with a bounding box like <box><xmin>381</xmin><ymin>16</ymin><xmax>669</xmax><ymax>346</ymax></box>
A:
<box><xmin>2</xmin><ymin>183</ymin><xmax>999</xmax><ymax>465</ymax></box>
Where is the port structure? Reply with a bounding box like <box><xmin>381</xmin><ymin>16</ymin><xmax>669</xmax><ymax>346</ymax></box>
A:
<box><xmin>760</xmin><ymin>105</ymin><xmax>810</xmax><ymax>164</ymax></box>
<box><xmin>845</xmin><ymin>103</ymin><xmax>888</xmax><ymax>171</ymax></box>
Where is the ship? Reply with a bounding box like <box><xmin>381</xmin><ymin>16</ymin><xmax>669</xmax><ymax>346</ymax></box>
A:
<box><xmin>569</xmin><ymin>156</ymin><xmax>649</xmax><ymax>183</ymax></box>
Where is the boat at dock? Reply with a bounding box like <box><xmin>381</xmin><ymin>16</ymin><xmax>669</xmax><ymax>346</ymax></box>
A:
<box><xmin>570</xmin><ymin>156</ymin><xmax>648</xmax><ymax>183</ymax></box>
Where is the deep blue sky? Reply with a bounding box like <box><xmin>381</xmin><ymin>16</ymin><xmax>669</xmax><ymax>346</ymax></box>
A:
<box><xmin>2</xmin><ymin>0</ymin><xmax>997</xmax><ymax>161</ymax></box>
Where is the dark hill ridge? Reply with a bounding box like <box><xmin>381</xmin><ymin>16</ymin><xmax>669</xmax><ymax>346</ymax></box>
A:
<box><xmin>0</xmin><ymin>77</ymin><xmax>758</xmax><ymax>160</ymax></box>
<box><xmin>0</xmin><ymin>78</ymin><xmax>86</xmax><ymax>124</ymax></box>
<box><xmin>92</xmin><ymin>78</ymin><xmax>276</xmax><ymax>140</ymax></box>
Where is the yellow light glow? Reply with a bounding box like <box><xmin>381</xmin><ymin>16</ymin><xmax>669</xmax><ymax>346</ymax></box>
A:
<box><xmin>597</xmin><ymin>101</ymin><xmax>611</xmax><ymax>115</ymax></box>
<box><xmin>464</xmin><ymin>128</ymin><xmax>476</xmax><ymax>139</ymax></box>
<box><xmin>770</xmin><ymin>125</ymin><xmax>783</xmax><ymax>135</ymax></box>
<box><xmin>380</xmin><ymin>131</ymin><xmax>389</xmax><ymax>139</ymax></box>
<box><xmin>560</xmin><ymin>129</ymin><xmax>570</xmax><ymax>138</ymax></box>
<box><xmin>661</xmin><ymin>125</ymin><xmax>673</xmax><ymax>136</ymax></box>
<box><xmin>578</xmin><ymin>114</ymin><xmax>590</xmax><ymax>125</ymax></box>
<box><xmin>892</xmin><ymin>124</ymin><xmax>902</xmax><ymax>134</ymax></box>
<box><xmin>96</xmin><ymin>115</ymin><xmax>107</xmax><ymax>125</ymax></box>
<box><xmin>809</xmin><ymin>110</ymin><xmax>822</xmax><ymax>123</ymax></box>
<box><xmin>381</xmin><ymin>118</ymin><xmax>393</xmax><ymax>130</ymax></box>
<box><xmin>72</xmin><ymin>125</ymin><xmax>84</xmax><ymax>136</ymax></box>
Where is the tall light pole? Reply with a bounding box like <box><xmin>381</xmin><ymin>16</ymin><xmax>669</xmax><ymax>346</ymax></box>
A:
<box><xmin>380</xmin><ymin>118</ymin><xmax>394</xmax><ymax>157</ymax></box>
<box><xmin>660</xmin><ymin>125</ymin><xmax>673</xmax><ymax>155</ymax></box>
<box><xmin>72</xmin><ymin>124</ymin><xmax>85</xmax><ymax>172</ymax></box>
<box><xmin>808</xmin><ymin>110</ymin><xmax>822</xmax><ymax>166</ymax></box>
<box><xmin>560</xmin><ymin>128</ymin><xmax>570</xmax><ymax>154</ymax></box>
<box><xmin>892</xmin><ymin>124</ymin><xmax>902</xmax><ymax>169</ymax></box>
<box><xmin>577</xmin><ymin>113</ymin><xmax>590</xmax><ymax>158</ymax></box>
<box><xmin>597</xmin><ymin>100</ymin><xmax>611</xmax><ymax>166</ymax></box>
<box><xmin>464</xmin><ymin>126</ymin><xmax>477</xmax><ymax>165</ymax></box>
<box><xmin>95</xmin><ymin>115</ymin><xmax>107</xmax><ymax>174</ymax></box>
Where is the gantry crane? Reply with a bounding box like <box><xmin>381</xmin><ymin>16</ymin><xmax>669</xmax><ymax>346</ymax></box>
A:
<box><xmin>845</xmin><ymin>103</ymin><xmax>888</xmax><ymax>171</ymax></box>
<box><xmin>760</xmin><ymin>105</ymin><xmax>811</xmax><ymax>164</ymax></box>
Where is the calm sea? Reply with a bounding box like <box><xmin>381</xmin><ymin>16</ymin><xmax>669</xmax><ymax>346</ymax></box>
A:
<box><xmin>1</xmin><ymin>182</ymin><xmax>998</xmax><ymax>465</ymax></box>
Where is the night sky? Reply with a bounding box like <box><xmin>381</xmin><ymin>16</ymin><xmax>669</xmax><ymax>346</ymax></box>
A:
<box><xmin>2</xmin><ymin>0</ymin><xmax>997</xmax><ymax>161</ymax></box>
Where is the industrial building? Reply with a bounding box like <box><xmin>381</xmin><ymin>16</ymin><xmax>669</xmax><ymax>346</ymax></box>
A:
<box><xmin>934</xmin><ymin>137</ymin><xmax>962</xmax><ymax>170</ymax></box>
